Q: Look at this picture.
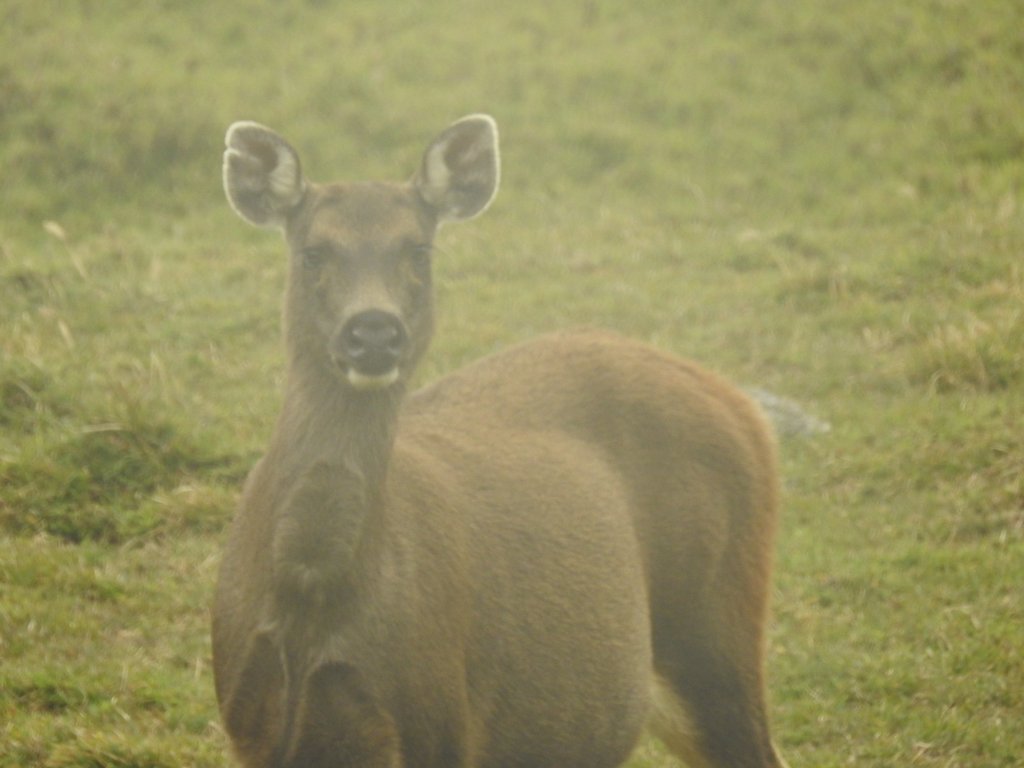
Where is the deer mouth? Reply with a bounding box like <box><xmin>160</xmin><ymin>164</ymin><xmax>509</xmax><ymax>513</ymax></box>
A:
<box><xmin>345</xmin><ymin>366</ymin><xmax>401</xmax><ymax>391</ymax></box>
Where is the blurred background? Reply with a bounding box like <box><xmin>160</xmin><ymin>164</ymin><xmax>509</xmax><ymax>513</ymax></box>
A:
<box><xmin>1</xmin><ymin>1</ymin><xmax>1022</xmax><ymax>765</ymax></box>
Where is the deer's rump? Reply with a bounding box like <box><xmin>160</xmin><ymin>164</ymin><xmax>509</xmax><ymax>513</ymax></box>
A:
<box><xmin>383</xmin><ymin>420</ymin><xmax>654</xmax><ymax>765</ymax></box>
<box><xmin>373</xmin><ymin>328</ymin><xmax>777</xmax><ymax>762</ymax></box>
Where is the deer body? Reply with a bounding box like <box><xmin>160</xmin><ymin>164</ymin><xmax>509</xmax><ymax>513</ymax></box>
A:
<box><xmin>213</xmin><ymin>116</ymin><xmax>786</xmax><ymax>767</ymax></box>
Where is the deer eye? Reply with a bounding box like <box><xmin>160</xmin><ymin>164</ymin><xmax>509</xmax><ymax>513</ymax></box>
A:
<box><xmin>408</xmin><ymin>243</ymin><xmax>432</xmax><ymax>271</ymax></box>
<box><xmin>300</xmin><ymin>245</ymin><xmax>330</xmax><ymax>272</ymax></box>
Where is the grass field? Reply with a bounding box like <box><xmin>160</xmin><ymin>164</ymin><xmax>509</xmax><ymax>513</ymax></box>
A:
<box><xmin>2</xmin><ymin>1</ymin><xmax>1023</xmax><ymax>765</ymax></box>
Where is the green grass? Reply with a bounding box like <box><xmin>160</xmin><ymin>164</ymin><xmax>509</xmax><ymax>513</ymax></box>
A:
<box><xmin>2</xmin><ymin>1</ymin><xmax>1023</xmax><ymax>765</ymax></box>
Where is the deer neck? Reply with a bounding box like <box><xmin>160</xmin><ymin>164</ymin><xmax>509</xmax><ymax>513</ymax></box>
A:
<box><xmin>275</xmin><ymin>360</ymin><xmax>404</xmax><ymax>501</ymax></box>
<box><xmin>263</xmin><ymin>360</ymin><xmax>404</xmax><ymax>623</ymax></box>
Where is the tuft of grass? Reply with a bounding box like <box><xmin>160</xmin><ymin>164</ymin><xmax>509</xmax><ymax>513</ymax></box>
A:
<box><xmin>0</xmin><ymin>356</ymin><xmax>72</xmax><ymax>430</ymax></box>
<box><xmin>910</xmin><ymin>311</ymin><xmax>1024</xmax><ymax>393</ymax></box>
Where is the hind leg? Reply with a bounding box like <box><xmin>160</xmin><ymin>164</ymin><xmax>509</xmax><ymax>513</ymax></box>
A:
<box><xmin>648</xmin><ymin>674</ymin><xmax>715</xmax><ymax>768</ymax></box>
<box><xmin>649</xmin><ymin>624</ymin><xmax>787</xmax><ymax>768</ymax></box>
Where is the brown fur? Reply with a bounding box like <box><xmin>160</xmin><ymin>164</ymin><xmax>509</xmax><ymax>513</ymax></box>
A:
<box><xmin>213</xmin><ymin>116</ymin><xmax>787</xmax><ymax>767</ymax></box>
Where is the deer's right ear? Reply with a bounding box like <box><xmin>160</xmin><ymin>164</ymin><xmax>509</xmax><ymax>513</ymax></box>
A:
<box><xmin>223</xmin><ymin>122</ymin><xmax>307</xmax><ymax>228</ymax></box>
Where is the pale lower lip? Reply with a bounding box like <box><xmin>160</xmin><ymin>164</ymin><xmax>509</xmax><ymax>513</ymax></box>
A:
<box><xmin>347</xmin><ymin>368</ymin><xmax>400</xmax><ymax>391</ymax></box>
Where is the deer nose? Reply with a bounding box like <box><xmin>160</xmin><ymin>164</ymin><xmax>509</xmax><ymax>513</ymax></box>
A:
<box><xmin>337</xmin><ymin>310</ymin><xmax>407</xmax><ymax>379</ymax></box>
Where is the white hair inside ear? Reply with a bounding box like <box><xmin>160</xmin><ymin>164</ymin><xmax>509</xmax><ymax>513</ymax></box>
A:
<box><xmin>416</xmin><ymin>114</ymin><xmax>500</xmax><ymax>223</ymax></box>
<box><xmin>223</xmin><ymin>122</ymin><xmax>306</xmax><ymax>228</ymax></box>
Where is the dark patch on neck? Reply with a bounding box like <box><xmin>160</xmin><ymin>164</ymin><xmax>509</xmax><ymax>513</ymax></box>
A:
<box><xmin>272</xmin><ymin>460</ymin><xmax>369</xmax><ymax>616</ymax></box>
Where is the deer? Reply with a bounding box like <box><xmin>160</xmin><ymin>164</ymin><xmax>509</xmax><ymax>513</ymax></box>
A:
<box><xmin>212</xmin><ymin>113</ymin><xmax>790</xmax><ymax>768</ymax></box>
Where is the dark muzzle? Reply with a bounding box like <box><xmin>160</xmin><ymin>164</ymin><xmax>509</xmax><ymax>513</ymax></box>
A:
<box><xmin>336</xmin><ymin>310</ymin><xmax>407</xmax><ymax>387</ymax></box>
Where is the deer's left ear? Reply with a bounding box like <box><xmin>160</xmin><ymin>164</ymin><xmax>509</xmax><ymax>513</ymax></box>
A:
<box><xmin>415</xmin><ymin>114</ymin><xmax>500</xmax><ymax>223</ymax></box>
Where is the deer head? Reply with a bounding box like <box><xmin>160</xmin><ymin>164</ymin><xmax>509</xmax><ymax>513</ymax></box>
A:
<box><xmin>222</xmin><ymin>115</ymin><xmax>500</xmax><ymax>392</ymax></box>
